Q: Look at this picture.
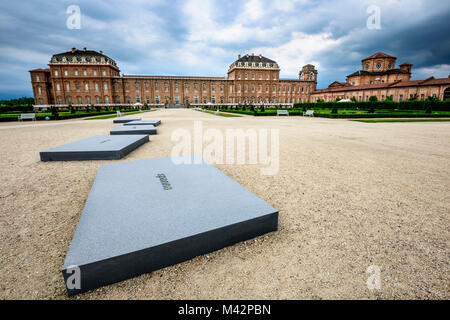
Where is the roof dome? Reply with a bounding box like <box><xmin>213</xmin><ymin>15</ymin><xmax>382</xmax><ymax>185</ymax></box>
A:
<box><xmin>49</xmin><ymin>48</ymin><xmax>118</xmax><ymax>68</ymax></box>
<box><xmin>229</xmin><ymin>53</ymin><xmax>279</xmax><ymax>71</ymax></box>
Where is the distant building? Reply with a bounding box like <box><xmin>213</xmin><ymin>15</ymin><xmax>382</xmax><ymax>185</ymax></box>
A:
<box><xmin>29</xmin><ymin>48</ymin><xmax>317</xmax><ymax>108</ymax></box>
<box><xmin>310</xmin><ymin>52</ymin><xmax>450</xmax><ymax>102</ymax></box>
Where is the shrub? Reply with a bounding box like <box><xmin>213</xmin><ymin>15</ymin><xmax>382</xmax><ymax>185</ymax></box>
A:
<box><xmin>331</xmin><ymin>107</ymin><xmax>338</xmax><ymax>114</ymax></box>
<box><xmin>369</xmin><ymin>96</ymin><xmax>378</xmax><ymax>102</ymax></box>
<box><xmin>51</xmin><ymin>106</ymin><xmax>59</xmax><ymax>118</ymax></box>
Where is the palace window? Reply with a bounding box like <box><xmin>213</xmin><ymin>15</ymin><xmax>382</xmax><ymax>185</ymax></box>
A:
<box><xmin>74</xmin><ymin>70</ymin><xmax>78</xmax><ymax>76</ymax></box>
<box><xmin>115</xmin><ymin>97</ymin><xmax>119</xmax><ymax>103</ymax></box>
<box><xmin>175</xmin><ymin>85</ymin><xmax>179</xmax><ymax>93</ymax></box>
<box><xmin>203</xmin><ymin>84</ymin><xmax>206</xmax><ymax>92</ymax></box>
<box><xmin>64</xmin><ymin>70</ymin><xmax>68</xmax><ymax>76</ymax></box>
<box><xmin>77</xmin><ymin>97</ymin><xmax>82</xmax><ymax>104</ymax></box>
<box><xmin>136</xmin><ymin>95</ymin><xmax>141</xmax><ymax>103</ymax></box>
<box><xmin>95</xmin><ymin>83</ymin><xmax>99</xmax><ymax>91</ymax></box>
<box><xmin>155</xmin><ymin>95</ymin><xmax>160</xmax><ymax>104</ymax></box>
<box><xmin>36</xmin><ymin>75</ymin><xmax>40</xmax><ymax>81</ymax></box>
<box><xmin>38</xmin><ymin>87</ymin><xmax>41</xmax><ymax>94</ymax></box>
<box><xmin>203</xmin><ymin>97</ymin><xmax>207</xmax><ymax>103</ymax></box>
<box><xmin>211</xmin><ymin>86</ymin><xmax>215</xmax><ymax>92</ymax></box>
<box><xmin>127</xmin><ymin>97</ymin><xmax>131</xmax><ymax>104</ymax></box>
<box><xmin>83</xmin><ymin>70</ymin><xmax>87</xmax><ymax>76</ymax></box>
<box><xmin>85</xmin><ymin>83</ymin><xmax>89</xmax><ymax>91</ymax></box>
<box><xmin>146</xmin><ymin>97</ymin><xmax>150</xmax><ymax>104</ymax></box>
<box><xmin>211</xmin><ymin>96</ymin><xmax>216</xmax><ymax>104</ymax></box>
<box><xmin>194</xmin><ymin>96</ymin><xmax>199</xmax><ymax>104</ymax></box>
<box><xmin>105</xmin><ymin>96</ymin><xmax>110</xmax><ymax>104</ymax></box>
<box><xmin>54</xmin><ymin>70</ymin><xmax>59</xmax><ymax>76</ymax></box>
<box><xmin>175</xmin><ymin>96</ymin><xmax>180</xmax><ymax>104</ymax></box>
<box><xmin>136</xmin><ymin>84</ymin><xmax>139</xmax><ymax>91</ymax></box>
<box><xmin>66</xmin><ymin>83</ymin><xmax>70</xmax><ymax>91</ymax></box>
<box><xmin>67</xmin><ymin>97</ymin><xmax>72</xmax><ymax>104</ymax></box>
<box><xmin>125</xmin><ymin>84</ymin><xmax>129</xmax><ymax>91</ymax></box>
<box><xmin>104</xmin><ymin>83</ymin><xmax>108</xmax><ymax>90</ymax></box>
<box><xmin>220</xmin><ymin>85</ymin><xmax>224</xmax><ymax>93</ymax></box>
<box><xmin>155</xmin><ymin>83</ymin><xmax>159</xmax><ymax>91</ymax></box>
<box><xmin>185</xmin><ymin>85</ymin><xmax>189</xmax><ymax>92</ymax></box>
<box><xmin>75</xmin><ymin>84</ymin><xmax>80</xmax><ymax>91</ymax></box>
<box><xmin>102</xmin><ymin>71</ymin><xmax>106</xmax><ymax>77</ymax></box>
<box><xmin>165</xmin><ymin>85</ymin><xmax>169</xmax><ymax>92</ymax></box>
<box><xmin>145</xmin><ymin>83</ymin><xmax>149</xmax><ymax>91</ymax></box>
<box><xmin>399</xmin><ymin>94</ymin><xmax>403</xmax><ymax>101</ymax></box>
<box><xmin>96</xmin><ymin>97</ymin><xmax>101</xmax><ymax>104</ymax></box>
<box><xmin>93</xmin><ymin>70</ymin><xmax>97</xmax><ymax>76</ymax></box>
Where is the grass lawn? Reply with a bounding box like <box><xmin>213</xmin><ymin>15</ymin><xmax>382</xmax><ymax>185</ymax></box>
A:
<box><xmin>0</xmin><ymin>110</ymin><xmax>152</xmax><ymax>122</ymax></box>
<box><xmin>352</xmin><ymin>118</ymin><xmax>450</xmax><ymax>123</ymax></box>
<box><xmin>218</xmin><ymin>108</ymin><xmax>450</xmax><ymax>118</ymax></box>
<box><xmin>196</xmin><ymin>109</ymin><xmax>242</xmax><ymax>117</ymax></box>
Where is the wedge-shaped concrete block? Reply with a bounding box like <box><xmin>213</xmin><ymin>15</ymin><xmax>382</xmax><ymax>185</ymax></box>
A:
<box><xmin>40</xmin><ymin>135</ymin><xmax>149</xmax><ymax>161</ymax></box>
<box><xmin>124</xmin><ymin>120</ymin><xmax>161</xmax><ymax>126</ymax></box>
<box><xmin>62</xmin><ymin>156</ymin><xmax>278</xmax><ymax>295</ymax></box>
<box><xmin>113</xmin><ymin>118</ymin><xmax>141</xmax><ymax>124</ymax></box>
<box><xmin>110</xmin><ymin>125</ymin><xmax>157</xmax><ymax>135</ymax></box>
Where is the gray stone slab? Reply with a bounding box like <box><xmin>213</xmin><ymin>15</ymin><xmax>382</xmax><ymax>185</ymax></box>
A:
<box><xmin>113</xmin><ymin>118</ymin><xmax>141</xmax><ymax>124</ymax></box>
<box><xmin>110</xmin><ymin>125</ymin><xmax>157</xmax><ymax>135</ymax></box>
<box><xmin>62</xmin><ymin>156</ymin><xmax>278</xmax><ymax>295</ymax></box>
<box><xmin>40</xmin><ymin>135</ymin><xmax>149</xmax><ymax>161</ymax></box>
<box><xmin>124</xmin><ymin>120</ymin><xmax>161</xmax><ymax>126</ymax></box>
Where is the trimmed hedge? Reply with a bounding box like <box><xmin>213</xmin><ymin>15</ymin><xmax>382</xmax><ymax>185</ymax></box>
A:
<box><xmin>0</xmin><ymin>111</ymin><xmax>120</xmax><ymax>122</ymax></box>
<box><xmin>293</xmin><ymin>100</ymin><xmax>450</xmax><ymax>111</ymax></box>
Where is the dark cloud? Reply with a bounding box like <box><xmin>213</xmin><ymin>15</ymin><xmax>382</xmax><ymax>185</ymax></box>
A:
<box><xmin>0</xmin><ymin>0</ymin><xmax>448</xmax><ymax>98</ymax></box>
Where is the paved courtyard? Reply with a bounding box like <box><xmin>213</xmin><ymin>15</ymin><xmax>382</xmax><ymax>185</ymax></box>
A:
<box><xmin>0</xmin><ymin>109</ymin><xmax>448</xmax><ymax>299</ymax></box>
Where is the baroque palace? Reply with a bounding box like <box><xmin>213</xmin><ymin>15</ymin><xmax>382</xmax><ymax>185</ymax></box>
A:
<box><xmin>29</xmin><ymin>48</ymin><xmax>317</xmax><ymax>108</ymax></box>
<box><xmin>310</xmin><ymin>52</ymin><xmax>450</xmax><ymax>102</ymax></box>
<box><xmin>29</xmin><ymin>49</ymin><xmax>450</xmax><ymax>108</ymax></box>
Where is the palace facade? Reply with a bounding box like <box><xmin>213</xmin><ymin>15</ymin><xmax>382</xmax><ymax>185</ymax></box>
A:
<box><xmin>29</xmin><ymin>48</ymin><xmax>317</xmax><ymax>108</ymax></box>
<box><xmin>29</xmin><ymin>49</ymin><xmax>450</xmax><ymax>108</ymax></box>
<box><xmin>310</xmin><ymin>52</ymin><xmax>450</xmax><ymax>102</ymax></box>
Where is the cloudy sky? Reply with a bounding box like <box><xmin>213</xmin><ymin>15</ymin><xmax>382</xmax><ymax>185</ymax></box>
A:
<box><xmin>0</xmin><ymin>0</ymin><xmax>449</xmax><ymax>99</ymax></box>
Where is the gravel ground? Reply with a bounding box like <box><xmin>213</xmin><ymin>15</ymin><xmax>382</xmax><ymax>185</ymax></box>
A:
<box><xmin>0</xmin><ymin>109</ymin><xmax>448</xmax><ymax>300</ymax></box>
